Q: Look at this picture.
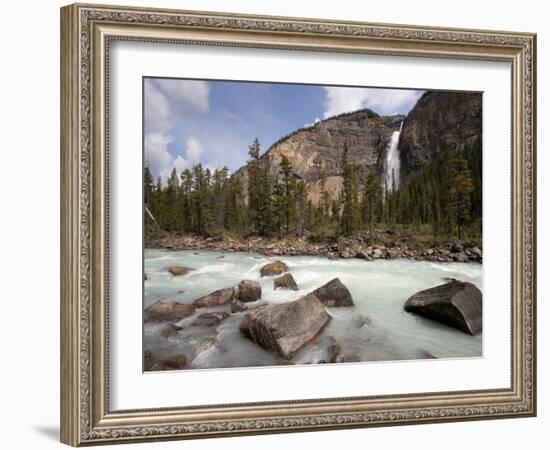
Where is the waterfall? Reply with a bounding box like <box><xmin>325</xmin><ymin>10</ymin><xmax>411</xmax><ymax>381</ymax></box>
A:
<box><xmin>385</xmin><ymin>122</ymin><xmax>403</xmax><ymax>192</ymax></box>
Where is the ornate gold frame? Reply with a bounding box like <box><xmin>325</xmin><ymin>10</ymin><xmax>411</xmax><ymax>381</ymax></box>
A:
<box><xmin>60</xmin><ymin>3</ymin><xmax>537</xmax><ymax>446</ymax></box>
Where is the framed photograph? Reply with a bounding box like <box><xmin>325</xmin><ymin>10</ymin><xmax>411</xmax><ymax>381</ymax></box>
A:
<box><xmin>60</xmin><ymin>3</ymin><xmax>537</xmax><ymax>446</ymax></box>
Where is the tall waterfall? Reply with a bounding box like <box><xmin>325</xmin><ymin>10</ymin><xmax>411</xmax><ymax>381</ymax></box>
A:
<box><xmin>385</xmin><ymin>122</ymin><xmax>403</xmax><ymax>192</ymax></box>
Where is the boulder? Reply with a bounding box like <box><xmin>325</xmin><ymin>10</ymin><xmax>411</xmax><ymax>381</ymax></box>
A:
<box><xmin>167</xmin><ymin>266</ymin><xmax>193</xmax><ymax>276</ymax></box>
<box><xmin>260</xmin><ymin>260</ymin><xmax>288</xmax><ymax>277</ymax></box>
<box><xmin>192</xmin><ymin>312</ymin><xmax>229</xmax><ymax>327</ymax></box>
<box><xmin>339</xmin><ymin>248</ymin><xmax>354</xmax><ymax>259</ymax></box>
<box><xmin>144</xmin><ymin>352</ymin><xmax>187</xmax><ymax>371</ymax></box>
<box><xmin>144</xmin><ymin>298</ymin><xmax>195</xmax><ymax>322</ymax></box>
<box><xmin>470</xmin><ymin>246</ymin><xmax>482</xmax><ymax>257</ymax></box>
<box><xmin>449</xmin><ymin>241</ymin><xmax>464</xmax><ymax>253</ymax></box>
<box><xmin>237</xmin><ymin>280</ymin><xmax>262</xmax><ymax>303</ymax></box>
<box><xmin>144</xmin><ymin>360</ymin><xmax>164</xmax><ymax>371</ymax></box>
<box><xmin>162</xmin><ymin>354</ymin><xmax>188</xmax><ymax>370</ymax></box>
<box><xmin>404</xmin><ymin>280</ymin><xmax>482</xmax><ymax>335</ymax></box>
<box><xmin>356</xmin><ymin>250</ymin><xmax>372</xmax><ymax>261</ymax></box>
<box><xmin>310</xmin><ymin>278</ymin><xmax>354</xmax><ymax>307</ymax></box>
<box><xmin>273</xmin><ymin>273</ymin><xmax>299</xmax><ymax>291</ymax></box>
<box><xmin>194</xmin><ymin>288</ymin><xmax>235</xmax><ymax>308</ymax></box>
<box><xmin>454</xmin><ymin>253</ymin><xmax>469</xmax><ymax>263</ymax></box>
<box><xmin>372</xmin><ymin>248</ymin><xmax>384</xmax><ymax>259</ymax></box>
<box><xmin>240</xmin><ymin>293</ymin><xmax>331</xmax><ymax>359</ymax></box>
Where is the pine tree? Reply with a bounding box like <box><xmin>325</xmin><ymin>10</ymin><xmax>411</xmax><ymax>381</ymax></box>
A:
<box><xmin>191</xmin><ymin>163</ymin><xmax>212</xmax><ymax>236</ymax></box>
<box><xmin>144</xmin><ymin>167</ymin><xmax>154</xmax><ymax>207</ymax></box>
<box><xmin>279</xmin><ymin>156</ymin><xmax>297</xmax><ymax>234</ymax></box>
<box><xmin>272</xmin><ymin>178</ymin><xmax>285</xmax><ymax>236</ymax></box>
<box><xmin>229</xmin><ymin>174</ymin><xmax>245</xmax><ymax>231</ymax></box>
<box><xmin>181</xmin><ymin>169</ymin><xmax>193</xmax><ymax>232</ymax></box>
<box><xmin>257</xmin><ymin>167</ymin><xmax>273</xmax><ymax>236</ymax></box>
<box><xmin>340</xmin><ymin>142</ymin><xmax>361</xmax><ymax>236</ymax></box>
<box><xmin>331</xmin><ymin>196</ymin><xmax>340</xmax><ymax>223</ymax></box>
<box><xmin>212</xmin><ymin>167</ymin><xmax>229</xmax><ymax>231</ymax></box>
<box><xmin>246</xmin><ymin>138</ymin><xmax>262</xmax><ymax>233</ymax></box>
<box><xmin>450</xmin><ymin>154</ymin><xmax>474</xmax><ymax>240</ymax></box>
<box><xmin>159</xmin><ymin>167</ymin><xmax>180</xmax><ymax>231</ymax></box>
<box><xmin>361</xmin><ymin>172</ymin><xmax>382</xmax><ymax>238</ymax></box>
<box><xmin>296</xmin><ymin>180</ymin><xmax>307</xmax><ymax>237</ymax></box>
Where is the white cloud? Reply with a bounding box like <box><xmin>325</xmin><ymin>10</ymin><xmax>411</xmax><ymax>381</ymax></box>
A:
<box><xmin>155</xmin><ymin>79</ymin><xmax>209</xmax><ymax>114</ymax></box>
<box><xmin>323</xmin><ymin>87</ymin><xmax>422</xmax><ymax>118</ymax></box>
<box><xmin>144</xmin><ymin>80</ymin><xmax>170</xmax><ymax>134</ymax></box>
<box><xmin>185</xmin><ymin>138</ymin><xmax>203</xmax><ymax>161</ymax></box>
<box><xmin>173</xmin><ymin>155</ymin><xmax>190</xmax><ymax>173</ymax></box>
<box><xmin>144</xmin><ymin>133</ymin><xmax>173</xmax><ymax>181</ymax></box>
<box><xmin>143</xmin><ymin>78</ymin><xmax>211</xmax><ymax>182</ymax></box>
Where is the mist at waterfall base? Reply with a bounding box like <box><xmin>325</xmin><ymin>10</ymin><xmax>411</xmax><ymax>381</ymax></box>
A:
<box><xmin>385</xmin><ymin>122</ymin><xmax>403</xmax><ymax>191</ymax></box>
<box><xmin>144</xmin><ymin>249</ymin><xmax>482</xmax><ymax>370</ymax></box>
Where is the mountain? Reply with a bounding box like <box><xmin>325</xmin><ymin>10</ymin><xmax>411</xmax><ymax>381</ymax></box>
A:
<box><xmin>399</xmin><ymin>91</ymin><xmax>482</xmax><ymax>175</ymax></box>
<box><xmin>235</xmin><ymin>109</ymin><xmax>404</xmax><ymax>202</ymax></box>
<box><xmin>234</xmin><ymin>90</ymin><xmax>482</xmax><ymax>202</ymax></box>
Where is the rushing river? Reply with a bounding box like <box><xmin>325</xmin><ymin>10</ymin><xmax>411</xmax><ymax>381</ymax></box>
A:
<box><xmin>144</xmin><ymin>249</ymin><xmax>482</xmax><ymax>370</ymax></box>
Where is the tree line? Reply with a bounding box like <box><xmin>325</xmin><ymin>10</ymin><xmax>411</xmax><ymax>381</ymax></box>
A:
<box><xmin>144</xmin><ymin>138</ymin><xmax>481</xmax><ymax>242</ymax></box>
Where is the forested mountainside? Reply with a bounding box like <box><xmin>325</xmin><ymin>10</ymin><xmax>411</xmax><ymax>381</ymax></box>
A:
<box><xmin>145</xmin><ymin>90</ymin><xmax>482</xmax><ymax>246</ymax></box>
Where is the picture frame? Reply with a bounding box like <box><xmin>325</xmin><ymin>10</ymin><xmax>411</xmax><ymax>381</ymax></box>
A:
<box><xmin>60</xmin><ymin>2</ymin><xmax>537</xmax><ymax>446</ymax></box>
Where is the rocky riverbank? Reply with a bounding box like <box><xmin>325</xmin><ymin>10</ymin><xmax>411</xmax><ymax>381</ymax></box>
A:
<box><xmin>146</xmin><ymin>232</ymin><xmax>482</xmax><ymax>263</ymax></box>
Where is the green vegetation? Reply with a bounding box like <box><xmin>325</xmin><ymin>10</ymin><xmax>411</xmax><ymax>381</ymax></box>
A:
<box><xmin>144</xmin><ymin>139</ymin><xmax>481</xmax><ymax>245</ymax></box>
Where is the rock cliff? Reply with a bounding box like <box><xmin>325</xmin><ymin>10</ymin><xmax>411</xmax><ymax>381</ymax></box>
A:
<box><xmin>399</xmin><ymin>91</ymin><xmax>482</xmax><ymax>176</ymax></box>
<box><xmin>233</xmin><ymin>90</ymin><xmax>481</xmax><ymax>200</ymax></box>
<box><xmin>235</xmin><ymin>110</ymin><xmax>404</xmax><ymax>201</ymax></box>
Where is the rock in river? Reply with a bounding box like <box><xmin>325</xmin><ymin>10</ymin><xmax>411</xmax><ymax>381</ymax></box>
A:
<box><xmin>273</xmin><ymin>273</ymin><xmax>298</xmax><ymax>290</ymax></box>
<box><xmin>260</xmin><ymin>260</ymin><xmax>288</xmax><ymax>277</ymax></box>
<box><xmin>162</xmin><ymin>354</ymin><xmax>188</xmax><ymax>370</ymax></box>
<box><xmin>192</xmin><ymin>312</ymin><xmax>229</xmax><ymax>327</ymax></box>
<box><xmin>167</xmin><ymin>266</ymin><xmax>193</xmax><ymax>276</ymax></box>
<box><xmin>194</xmin><ymin>288</ymin><xmax>235</xmax><ymax>308</ymax></box>
<box><xmin>237</xmin><ymin>279</ymin><xmax>262</xmax><ymax>302</ymax></box>
<box><xmin>404</xmin><ymin>280</ymin><xmax>482</xmax><ymax>335</ymax></box>
<box><xmin>310</xmin><ymin>278</ymin><xmax>354</xmax><ymax>307</ymax></box>
<box><xmin>240</xmin><ymin>293</ymin><xmax>331</xmax><ymax>359</ymax></box>
<box><xmin>144</xmin><ymin>297</ymin><xmax>195</xmax><ymax>322</ymax></box>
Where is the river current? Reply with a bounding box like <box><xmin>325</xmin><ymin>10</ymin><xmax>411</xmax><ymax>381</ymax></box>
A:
<box><xmin>144</xmin><ymin>249</ymin><xmax>482</xmax><ymax>369</ymax></box>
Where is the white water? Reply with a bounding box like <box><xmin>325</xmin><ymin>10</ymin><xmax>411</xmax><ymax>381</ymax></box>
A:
<box><xmin>385</xmin><ymin>122</ymin><xmax>403</xmax><ymax>191</ymax></box>
<box><xmin>144</xmin><ymin>249</ymin><xmax>482</xmax><ymax>369</ymax></box>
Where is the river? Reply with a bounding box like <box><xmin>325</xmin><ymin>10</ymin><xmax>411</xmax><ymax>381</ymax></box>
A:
<box><xmin>144</xmin><ymin>248</ymin><xmax>482</xmax><ymax>370</ymax></box>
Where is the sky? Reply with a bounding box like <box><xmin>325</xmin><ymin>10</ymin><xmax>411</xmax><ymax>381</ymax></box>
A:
<box><xmin>144</xmin><ymin>77</ymin><xmax>424</xmax><ymax>182</ymax></box>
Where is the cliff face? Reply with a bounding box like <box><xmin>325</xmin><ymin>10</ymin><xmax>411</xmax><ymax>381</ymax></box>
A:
<box><xmin>236</xmin><ymin>110</ymin><xmax>404</xmax><ymax>200</ymax></box>
<box><xmin>399</xmin><ymin>91</ymin><xmax>482</xmax><ymax>176</ymax></box>
<box><xmin>233</xmin><ymin>90</ymin><xmax>481</xmax><ymax>202</ymax></box>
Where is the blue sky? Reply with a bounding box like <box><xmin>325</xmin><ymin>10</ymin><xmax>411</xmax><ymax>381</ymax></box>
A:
<box><xmin>144</xmin><ymin>78</ymin><xmax>424</xmax><ymax>182</ymax></box>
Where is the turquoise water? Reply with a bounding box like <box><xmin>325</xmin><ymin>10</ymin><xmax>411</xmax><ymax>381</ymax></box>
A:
<box><xmin>144</xmin><ymin>249</ymin><xmax>482</xmax><ymax>369</ymax></box>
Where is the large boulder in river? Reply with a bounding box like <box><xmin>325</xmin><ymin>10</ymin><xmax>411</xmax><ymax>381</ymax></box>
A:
<box><xmin>194</xmin><ymin>288</ymin><xmax>235</xmax><ymax>308</ymax></box>
<box><xmin>167</xmin><ymin>266</ymin><xmax>193</xmax><ymax>276</ymax></box>
<box><xmin>240</xmin><ymin>294</ymin><xmax>331</xmax><ymax>359</ymax></box>
<box><xmin>237</xmin><ymin>279</ymin><xmax>262</xmax><ymax>302</ymax></box>
<box><xmin>404</xmin><ymin>280</ymin><xmax>482</xmax><ymax>335</ymax></box>
<box><xmin>310</xmin><ymin>278</ymin><xmax>354</xmax><ymax>307</ymax></box>
<box><xmin>144</xmin><ymin>297</ymin><xmax>195</xmax><ymax>322</ymax></box>
<box><xmin>260</xmin><ymin>260</ymin><xmax>288</xmax><ymax>277</ymax></box>
<box><xmin>274</xmin><ymin>273</ymin><xmax>298</xmax><ymax>291</ymax></box>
